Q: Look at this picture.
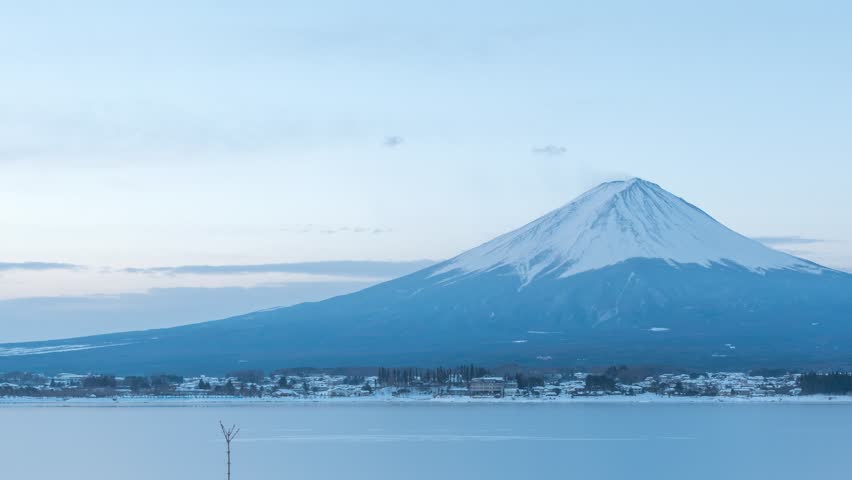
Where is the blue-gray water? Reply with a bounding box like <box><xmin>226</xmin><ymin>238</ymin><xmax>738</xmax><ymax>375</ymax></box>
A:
<box><xmin>1</xmin><ymin>403</ymin><xmax>849</xmax><ymax>479</ymax></box>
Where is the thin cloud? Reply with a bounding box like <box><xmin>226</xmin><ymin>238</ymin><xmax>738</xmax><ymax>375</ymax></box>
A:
<box><xmin>753</xmin><ymin>236</ymin><xmax>824</xmax><ymax>246</ymax></box>
<box><xmin>532</xmin><ymin>145</ymin><xmax>567</xmax><ymax>156</ymax></box>
<box><xmin>383</xmin><ymin>136</ymin><xmax>404</xmax><ymax>147</ymax></box>
<box><xmin>279</xmin><ymin>224</ymin><xmax>392</xmax><ymax>235</ymax></box>
<box><xmin>0</xmin><ymin>262</ymin><xmax>81</xmax><ymax>272</ymax></box>
<box><xmin>122</xmin><ymin>260</ymin><xmax>436</xmax><ymax>277</ymax></box>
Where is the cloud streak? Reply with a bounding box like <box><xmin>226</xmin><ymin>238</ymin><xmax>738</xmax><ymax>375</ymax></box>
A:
<box><xmin>532</xmin><ymin>145</ymin><xmax>566</xmax><ymax>156</ymax></box>
<box><xmin>0</xmin><ymin>262</ymin><xmax>81</xmax><ymax>272</ymax></box>
<box><xmin>753</xmin><ymin>236</ymin><xmax>825</xmax><ymax>246</ymax></box>
<box><xmin>279</xmin><ymin>224</ymin><xmax>393</xmax><ymax>235</ymax></box>
<box><xmin>122</xmin><ymin>260</ymin><xmax>436</xmax><ymax>277</ymax></box>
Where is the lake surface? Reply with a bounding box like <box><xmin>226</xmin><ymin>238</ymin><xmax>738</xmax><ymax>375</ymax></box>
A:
<box><xmin>1</xmin><ymin>402</ymin><xmax>849</xmax><ymax>479</ymax></box>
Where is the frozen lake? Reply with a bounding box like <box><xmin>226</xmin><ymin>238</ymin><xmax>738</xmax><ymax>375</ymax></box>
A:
<box><xmin>1</xmin><ymin>402</ymin><xmax>849</xmax><ymax>479</ymax></box>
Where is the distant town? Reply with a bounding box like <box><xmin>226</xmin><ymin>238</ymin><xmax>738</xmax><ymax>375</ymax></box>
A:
<box><xmin>2</xmin><ymin>367</ymin><xmax>851</xmax><ymax>401</ymax></box>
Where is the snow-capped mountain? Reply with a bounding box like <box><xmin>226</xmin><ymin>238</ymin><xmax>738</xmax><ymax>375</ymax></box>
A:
<box><xmin>1</xmin><ymin>178</ymin><xmax>850</xmax><ymax>374</ymax></box>
<box><xmin>436</xmin><ymin>178</ymin><xmax>821</xmax><ymax>284</ymax></box>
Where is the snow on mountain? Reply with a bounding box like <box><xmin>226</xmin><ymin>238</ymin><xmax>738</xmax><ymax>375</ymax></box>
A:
<box><xmin>435</xmin><ymin>178</ymin><xmax>822</xmax><ymax>284</ymax></box>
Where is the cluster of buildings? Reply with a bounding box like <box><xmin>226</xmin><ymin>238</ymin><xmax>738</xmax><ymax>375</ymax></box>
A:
<box><xmin>388</xmin><ymin>372</ymin><xmax>803</xmax><ymax>399</ymax></box>
<box><xmin>0</xmin><ymin>371</ymin><xmax>807</xmax><ymax>399</ymax></box>
<box><xmin>558</xmin><ymin>372</ymin><xmax>802</xmax><ymax>397</ymax></box>
<box><xmin>647</xmin><ymin>372</ymin><xmax>802</xmax><ymax>397</ymax></box>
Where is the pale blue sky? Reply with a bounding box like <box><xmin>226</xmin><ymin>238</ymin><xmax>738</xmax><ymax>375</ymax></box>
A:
<box><xmin>2</xmin><ymin>1</ymin><xmax>851</xmax><ymax>340</ymax></box>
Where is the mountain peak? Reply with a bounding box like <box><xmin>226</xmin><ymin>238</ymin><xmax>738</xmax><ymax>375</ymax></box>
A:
<box><xmin>609</xmin><ymin>176</ymin><xmax>651</xmax><ymax>185</ymax></box>
<box><xmin>435</xmin><ymin>179</ymin><xmax>823</xmax><ymax>283</ymax></box>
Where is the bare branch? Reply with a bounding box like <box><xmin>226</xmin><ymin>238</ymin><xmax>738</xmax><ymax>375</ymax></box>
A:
<box><xmin>219</xmin><ymin>420</ymin><xmax>239</xmax><ymax>480</ymax></box>
<box><xmin>219</xmin><ymin>420</ymin><xmax>239</xmax><ymax>441</ymax></box>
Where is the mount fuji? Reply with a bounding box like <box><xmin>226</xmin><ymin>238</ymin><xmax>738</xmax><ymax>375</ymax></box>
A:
<box><xmin>434</xmin><ymin>178</ymin><xmax>823</xmax><ymax>283</ymax></box>
<box><xmin>2</xmin><ymin>178</ymin><xmax>851</xmax><ymax>374</ymax></box>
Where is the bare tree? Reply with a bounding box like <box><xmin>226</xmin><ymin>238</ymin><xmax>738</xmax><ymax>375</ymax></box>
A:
<box><xmin>219</xmin><ymin>421</ymin><xmax>240</xmax><ymax>480</ymax></box>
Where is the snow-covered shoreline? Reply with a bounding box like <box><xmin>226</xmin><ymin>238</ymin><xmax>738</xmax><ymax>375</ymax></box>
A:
<box><xmin>2</xmin><ymin>393</ymin><xmax>852</xmax><ymax>407</ymax></box>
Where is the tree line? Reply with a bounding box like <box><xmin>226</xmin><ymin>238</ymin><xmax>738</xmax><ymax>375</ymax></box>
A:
<box><xmin>798</xmin><ymin>372</ymin><xmax>852</xmax><ymax>395</ymax></box>
<box><xmin>377</xmin><ymin>364</ymin><xmax>489</xmax><ymax>386</ymax></box>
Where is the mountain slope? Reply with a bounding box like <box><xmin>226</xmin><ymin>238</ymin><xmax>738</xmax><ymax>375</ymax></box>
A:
<box><xmin>2</xmin><ymin>178</ymin><xmax>850</xmax><ymax>374</ymax></box>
